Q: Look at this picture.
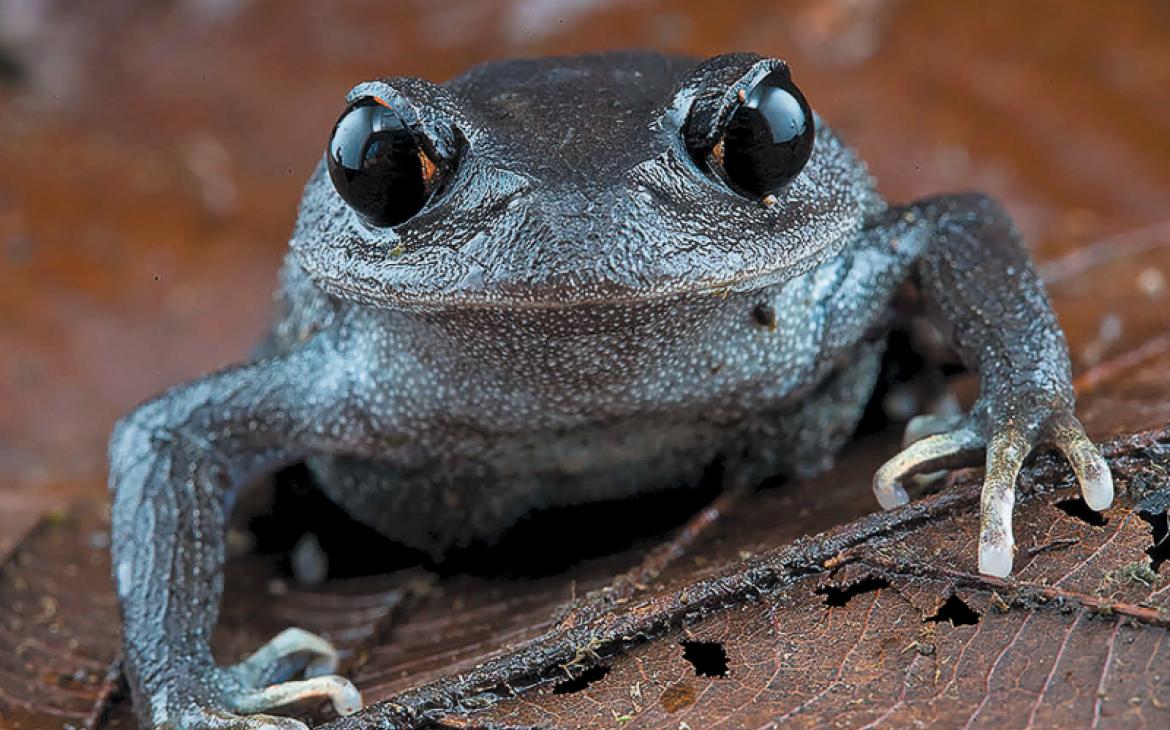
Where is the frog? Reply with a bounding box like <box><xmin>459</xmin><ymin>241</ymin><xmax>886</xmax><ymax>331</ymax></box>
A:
<box><xmin>108</xmin><ymin>51</ymin><xmax>1113</xmax><ymax>729</ymax></box>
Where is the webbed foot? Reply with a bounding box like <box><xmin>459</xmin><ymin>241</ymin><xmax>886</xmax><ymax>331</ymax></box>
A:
<box><xmin>874</xmin><ymin>404</ymin><xmax>1112</xmax><ymax>578</ymax></box>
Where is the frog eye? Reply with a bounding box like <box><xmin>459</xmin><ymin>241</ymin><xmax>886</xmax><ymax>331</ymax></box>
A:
<box><xmin>326</xmin><ymin>96</ymin><xmax>441</xmax><ymax>227</ymax></box>
<box><xmin>701</xmin><ymin>68</ymin><xmax>815</xmax><ymax>199</ymax></box>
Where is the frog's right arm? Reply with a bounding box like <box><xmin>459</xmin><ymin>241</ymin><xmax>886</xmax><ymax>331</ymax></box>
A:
<box><xmin>110</xmin><ymin>328</ymin><xmax>388</xmax><ymax>730</ymax></box>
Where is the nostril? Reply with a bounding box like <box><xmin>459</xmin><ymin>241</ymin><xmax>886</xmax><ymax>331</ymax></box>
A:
<box><xmin>751</xmin><ymin>303</ymin><xmax>777</xmax><ymax>329</ymax></box>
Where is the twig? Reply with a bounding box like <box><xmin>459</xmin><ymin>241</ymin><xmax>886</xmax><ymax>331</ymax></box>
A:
<box><xmin>861</xmin><ymin>559</ymin><xmax>1170</xmax><ymax>627</ymax></box>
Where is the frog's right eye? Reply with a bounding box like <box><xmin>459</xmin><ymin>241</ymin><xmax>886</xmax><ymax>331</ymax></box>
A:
<box><xmin>326</xmin><ymin>97</ymin><xmax>441</xmax><ymax>227</ymax></box>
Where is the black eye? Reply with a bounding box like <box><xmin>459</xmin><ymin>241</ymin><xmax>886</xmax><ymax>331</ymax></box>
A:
<box><xmin>709</xmin><ymin>68</ymin><xmax>815</xmax><ymax>198</ymax></box>
<box><xmin>326</xmin><ymin>96</ymin><xmax>439</xmax><ymax>227</ymax></box>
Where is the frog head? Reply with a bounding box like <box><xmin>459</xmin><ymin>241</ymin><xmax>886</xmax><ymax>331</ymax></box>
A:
<box><xmin>292</xmin><ymin>51</ymin><xmax>879</xmax><ymax>310</ymax></box>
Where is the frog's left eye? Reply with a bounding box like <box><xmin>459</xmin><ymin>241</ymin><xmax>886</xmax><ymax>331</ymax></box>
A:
<box><xmin>326</xmin><ymin>96</ymin><xmax>441</xmax><ymax>227</ymax></box>
<box><xmin>693</xmin><ymin>67</ymin><xmax>815</xmax><ymax>199</ymax></box>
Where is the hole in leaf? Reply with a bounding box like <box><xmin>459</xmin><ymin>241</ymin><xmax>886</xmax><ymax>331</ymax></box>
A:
<box><xmin>816</xmin><ymin>576</ymin><xmax>890</xmax><ymax>607</ymax></box>
<box><xmin>926</xmin><ymin>593</ymin><xmax>980</xmax><ymax>626</ymax></box>
<box><xmin>552</xmin><ymin>664</ymin><xmax>610</xmax><ymax>694</ymax></box>
<box><xmin>1137</xmin><ymin>510</ymin><xmax>1170</xmax><ymax>573</ymax></box>
<box><xmin>680</xmin><ymin>641</ymin><xmax>728</xmax><ymax>678</ymax></box>
<box><xmin>1055</xmin><ymin>497</ymin><xmax>1107</xmax><ymax>527</ymax></box>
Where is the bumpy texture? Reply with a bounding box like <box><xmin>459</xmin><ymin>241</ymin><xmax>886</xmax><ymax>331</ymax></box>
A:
<box><xmin>108</xmin><ymin>51</ymin><xmax>1107</xmax><ymax>729</ymax></box>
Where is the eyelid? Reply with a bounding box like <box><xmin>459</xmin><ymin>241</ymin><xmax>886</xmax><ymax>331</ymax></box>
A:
<box><xmin>679</xmin><ymin>60</ymin><xmax>814</xmax><ymax>201</ymax></box>
<box><xmin>680</xmin><ymin>58</ymin><xmax>791</xmax><ymax>156</ymax></box>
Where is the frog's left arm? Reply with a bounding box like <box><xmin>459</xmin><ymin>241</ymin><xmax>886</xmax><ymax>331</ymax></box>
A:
<box><xmin>872</xmin><ymin>193</ymin><xmax>1112</xmax><ymax>577</ymax></box>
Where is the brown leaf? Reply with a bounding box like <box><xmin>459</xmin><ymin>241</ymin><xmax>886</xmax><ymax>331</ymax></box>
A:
<box><xmin>0</xmin><ymin>503</ymin><xmax>119</xmax><ymax>730</ymax></box>
<box><xmin>320</xmin><ymin>426</ymin><xmax>1170</xmax><ymax>730</ymax></box>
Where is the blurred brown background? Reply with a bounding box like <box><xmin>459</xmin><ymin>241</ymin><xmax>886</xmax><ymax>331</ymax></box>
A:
<box><xmin>1</xmin><ymin>0</ymin><xmax>1168</xmax><ymax>548</ymax></box>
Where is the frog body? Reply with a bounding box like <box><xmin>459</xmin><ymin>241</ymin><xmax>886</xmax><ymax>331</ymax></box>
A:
<box><xmin>108</xmin><ymin>51</ymin><xmax>1112</xmax><ymax>729</ymax></box>
<box><xmin>283</xmin><ymin>242</ymin><xmax>897</xmax><ymax>555</ymax></box>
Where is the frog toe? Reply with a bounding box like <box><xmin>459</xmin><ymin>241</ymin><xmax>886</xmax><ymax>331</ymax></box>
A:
<box><xmin>233</xmin><ymin>627</ymin><xmax>340</xmax><ymax>686</ymax></box>
<box><xmin>976</xmin><ymin>429</ymin><xmax>1032</xmax><ymax>577</ymax></box>
<box><xmin>1042</xmin><ymin>411</ymin><xmax>1114</xmax><ymax>511</ymax></box>
<box><xmin>975</xmin><ymin>409</ymin><xmax>1111</xmax><ymax>577</ymax></box>
<box><xmin>139</xmin><ymin>663</ymin><xmax>324</xmax><ymax>730</ymax></box>
<box><xmin>224</xmin><ymin>628</ymin><xmax>362</xmax><ymax>721</ymax></box>
<box><xmin>231</xmin><ymin>675</ymin><xmax>363</xmax><ymax>718</ymax></box>
<box><xmin>873</xmin><ymin>426</ymin><xmax>984</xmax><ymax>509</ymax></box>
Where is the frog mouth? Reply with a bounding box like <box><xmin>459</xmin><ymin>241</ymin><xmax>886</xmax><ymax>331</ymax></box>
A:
<box><xmin>297</xmin><ymin>236</ymin><xmax>848</xmax><ymax>312</ymax></box>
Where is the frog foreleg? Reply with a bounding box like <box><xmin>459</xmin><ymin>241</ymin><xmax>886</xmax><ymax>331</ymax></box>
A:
<box><xmin>110</xmin><ymin>333</ymin><xmax>368</xmax><ymax>729</ymax></box>
<box><xmin>873</xmin><ymin>193</ymin><xmax>1113</xmax><ymax>577</ymax></box>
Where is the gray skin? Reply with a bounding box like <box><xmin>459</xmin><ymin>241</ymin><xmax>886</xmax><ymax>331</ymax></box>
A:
<box><xmin>109</xmin><ymin>52</ymin><xmax>1112</xmax><ymax>729</ymax></box>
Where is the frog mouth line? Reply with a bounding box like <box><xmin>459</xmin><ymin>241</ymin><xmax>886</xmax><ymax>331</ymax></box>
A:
<box><xmin>303</xmin><ymin>244</ymin><xmax>841</xmax><ymax>311</ymax></box>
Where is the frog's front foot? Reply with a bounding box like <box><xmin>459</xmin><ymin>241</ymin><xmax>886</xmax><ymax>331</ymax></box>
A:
<box><xmin>143</xmin><ymin>628</ymin><xmax>361</xmax><ymax>729</ymax></box>
<box><xmin>873</xmin><ymin>399</ymin><xmax>1113</xmax><ymax>577</ymax></box>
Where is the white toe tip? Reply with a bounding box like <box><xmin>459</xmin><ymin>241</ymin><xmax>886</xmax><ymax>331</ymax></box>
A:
<box><xmin>979</xmin><ymin>542</ymin><xmax>1014</xmax><ymax>578</ymax></box>
<box><xmin>876</xmin><ymin>491</ymin><xmax>908</xmax><ymax>510</ymax></box>
<box><xmin>334</xmin><ymin>685</ymin><xmax>363</xmax><ymax>716</ymax></box>
<box><xmin>874</xmin><ymin>480</ymin><xmax>910</xmax><ymax>510</ymax></box>
<box><xmin>1082</xmin><ymin>468</ymin><xmax>1115</xmax><ymax>512</ymax></box>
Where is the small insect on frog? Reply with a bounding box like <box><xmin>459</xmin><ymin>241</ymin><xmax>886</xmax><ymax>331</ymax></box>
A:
<box><xmin>109</xmin><ymin>52</ymin><xmax>1112</xmax><ymax>728</ymax></box>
